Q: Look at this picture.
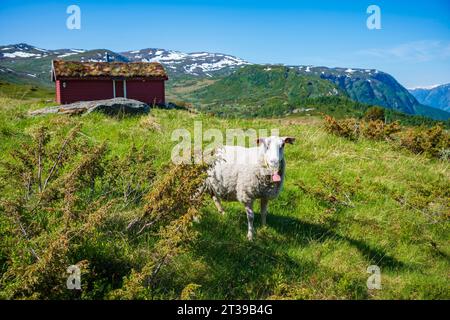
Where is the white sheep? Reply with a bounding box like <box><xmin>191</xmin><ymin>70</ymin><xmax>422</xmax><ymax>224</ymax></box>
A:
<box><xmin>205</xmin><ymin>136</ymin><xmax>295</xmax><ymax>240</ymax></box>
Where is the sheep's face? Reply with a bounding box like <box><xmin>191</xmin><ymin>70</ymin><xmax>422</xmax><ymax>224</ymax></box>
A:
<box><xmin>257</xmin><ymin>136</ymin><xmax>295</xmax><ymax>181</ymax></box>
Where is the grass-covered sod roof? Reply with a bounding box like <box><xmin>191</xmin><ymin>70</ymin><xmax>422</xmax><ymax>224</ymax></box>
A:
<box><xmin>52</xmin><ymin>60</ymin><xmax>168</xmax><ymax>80</ymax></box>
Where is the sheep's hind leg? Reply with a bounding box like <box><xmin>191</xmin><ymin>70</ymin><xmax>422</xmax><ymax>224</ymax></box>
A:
<box><xmin>261</xmin><ymin>198</ymin><xmax>268</xmax><ymax>226</ymax></box>
<box><xmin>245</xmin><ymin>202</ymin><xmax>255</xmax><ymax>241</ymax></box>
<box><xmin>212</xmin><ymin>195</ymin><xmax>225</xmax><ymax>215</ymax></box>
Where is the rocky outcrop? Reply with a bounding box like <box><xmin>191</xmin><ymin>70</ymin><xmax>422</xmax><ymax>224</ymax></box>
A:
<box><xmin>29</xmin><ymin>98</ymin><xmax>150</xmax><ymax>116</ymax></box>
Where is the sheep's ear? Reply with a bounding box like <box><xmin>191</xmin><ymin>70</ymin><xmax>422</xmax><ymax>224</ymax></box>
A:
<box><xmin>256</xmin><ymin>137</ymin><xmax>267</xmax><ymax>146</ymax></box>
<box><xmin>283</xmin><ymin>137</ymin><xmax>295</xmax><ymax>144</ymax></box>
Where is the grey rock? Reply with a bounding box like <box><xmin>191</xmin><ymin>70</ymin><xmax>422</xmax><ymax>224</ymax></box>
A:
<box><xmin>29</xmin><ymin>98</ymin><xmax>150</xmax><ymax>116</ymax></box>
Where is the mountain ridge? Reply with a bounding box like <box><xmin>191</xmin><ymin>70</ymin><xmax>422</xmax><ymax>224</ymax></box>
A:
<box><xmin>409</xmin><ymin>83</ymin><xmax>450</xmax><ymax>112</ymax></box>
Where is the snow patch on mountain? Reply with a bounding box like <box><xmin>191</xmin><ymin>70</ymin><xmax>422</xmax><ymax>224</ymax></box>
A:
<box><xmin>153</xmin><ymin>51</ymin><xmax>188</xmax><ymax>61</ymax></box>
<box><xmin>58</xmin><ymin>52</ymin><xmax>78</xmax><ymax>58</ymax></box>
<box><xmin>408</xmin><ymin>84</ymin><xmax>442</xmax><ymax>90</ymax></box>
<box><xmin>121</xmin><ymin>48</ymin><xmax>249</xmax><ymax>76</ymax></box>
<box><xmin>3</xmin><ymin>51</ymin><xmax>41</xmax><ymax>58</ymax></box>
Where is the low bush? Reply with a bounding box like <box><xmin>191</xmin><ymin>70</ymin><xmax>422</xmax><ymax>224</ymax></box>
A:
<box><xmin>360</xmin><ymin>120</ymin><xmax>401</xmax><ymax>140</ymax></box>
<box><xmin>0</xmin><ymin>122</ymin><xmax>208</xmax><ymax>299</ymax></box>
<box><xmin>324</xmin><ymin>115</ymin><xmax>448</xmax><ymax>160</ymax></box>
<box><xmin>323</xmin><ymin>115</ymin><xmax>360</xmax><ymax>140</ymax></box>
<box><xmin>399</xmin><ymin>125</ymin><xmax>450</xmax><ymax>159</ymax></box>
<box><xmin>364</xmin><ymin>106</ymin><xmax>385</xmax><ymax>122</ymax></box>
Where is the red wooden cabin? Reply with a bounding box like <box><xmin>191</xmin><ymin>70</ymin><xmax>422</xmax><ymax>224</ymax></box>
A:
<box><xmin>51</xmin><ymin>60</ymin><xmax>168</xmax><ymax>105</ymax></box>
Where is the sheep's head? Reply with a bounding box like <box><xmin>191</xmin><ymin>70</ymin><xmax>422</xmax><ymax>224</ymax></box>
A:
<box><xmin>257</xmin><ymin>136</ymin><xmax>295</xmax><ymax>182</ymax></box>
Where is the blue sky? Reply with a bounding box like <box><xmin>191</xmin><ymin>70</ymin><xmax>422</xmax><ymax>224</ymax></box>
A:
<box><xmin>1</xmin><ymin>0</ymin><xmax>449</xmax><ymax>87</ymax></box>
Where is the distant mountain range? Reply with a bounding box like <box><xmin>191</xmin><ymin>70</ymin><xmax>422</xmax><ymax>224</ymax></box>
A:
<box><xmin>0</xmin><ymin>43</ymin><xmax>449</xmax><ymax>120</ymax></box>
<box><xmin>181</xmin><ymin>64</ymin><xmax>447</xmax><ymax>123</ymax></box>
<box><xmin>409</xmin><ymin>84</ymin><xmax>450</xmax><ymax>113</ymax></box>
<box><xmin>0</xmin><ymin>43</ymin><xmax>248</xmax><ymax>84</ymax></box>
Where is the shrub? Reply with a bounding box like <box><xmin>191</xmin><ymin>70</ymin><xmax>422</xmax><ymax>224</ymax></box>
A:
<box><xmin>0</xmin><ymin>120</ymin><xmax>208</xmax><ymax>299</ymax></box>
<box><xmin>399</xmin><ymin>125</ymin><xmax>450</xmax><ymax>159</ymax></box>
<box><xmin>364</xmin><ymin>106</ymin><xmax>385</xmax><ymax>122</ymax></box>
<box><xmin>361</xmin><ymin>120</ymin><xmax>401</xmax><ymax>140</ymax></box>
<box><xmin>324</xmin><ymin>115</ymin><xmax>448</xmax><ymax>159</ymax></box>
<box><xmin>0</xmin><ymin>124</ymin><xmax>111</xmax><ymax>299</ymax></box>
<box><xmin>109</xmin><ymin>163</ymin><xmax>208</xmax><ymax>299</ymax></box>
<box><xmin>324</xmin><ymin>115</ymin><xmax>360</xmax><ymax>140</ymax></box>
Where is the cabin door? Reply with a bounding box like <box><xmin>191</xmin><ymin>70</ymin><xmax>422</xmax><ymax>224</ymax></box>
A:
<box><xmin>114</xmin><ymin>80</ymin><xmax>125</xmax><ymax>98</ymax></box>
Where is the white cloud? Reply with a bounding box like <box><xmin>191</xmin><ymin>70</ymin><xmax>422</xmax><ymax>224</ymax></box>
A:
<box><xmin>358</xmin><ymin>40</ymin><xmax>450</xmax><ymax>62</ymax></box>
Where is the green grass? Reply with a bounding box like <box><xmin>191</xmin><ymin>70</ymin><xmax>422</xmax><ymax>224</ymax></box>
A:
<box><xmin>0</xmin><ymin>81</ymin><xmax>54</xmax><ymax>100</ymax></box>
<box><xmin>0</xmin><ymin>97</ymin><xmax>449</xmax><ymax>299</ymax></box>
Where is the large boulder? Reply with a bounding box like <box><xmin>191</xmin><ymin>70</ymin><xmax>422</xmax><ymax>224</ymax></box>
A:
<box><xmin>29</xmin><ymin>98</ymin><xmax>150</xmax><ymax>116</ymax></box>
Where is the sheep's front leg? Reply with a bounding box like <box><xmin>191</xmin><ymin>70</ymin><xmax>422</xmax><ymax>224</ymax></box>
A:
<box><xmin>261</xmin><ymin>198</ymin><xmax>268</xmax><ymax>226</ymax></box>
<box><xmin>212</xmin><ymin>195</ymin><xmax>225</xmax><ymax>215</ymax></box>
<box><xmin>245</xmin><ymin>202</ymin><xmax>255</xmax><ymax>241</ymax></box>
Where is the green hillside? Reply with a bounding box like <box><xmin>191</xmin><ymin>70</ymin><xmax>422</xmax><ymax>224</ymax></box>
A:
<box><xmin>0</xmin><ymin>80</ymin><xmax>54</xmax><ymax>100</ymax></box>
<box><xmin>173</xmin><ymin>66</ymin><xmax>448</xmax><ymax>127</ymax></box>
<box><xmin>290</xmin><ymin>66</ymin><xmax>450</xmax><ymax>121</ymax></box>
<box><xmin>413</xmin><ymin>103</ymin><xmax>450</xmax><ymax>121</ymax></box>
<box><xmin>312</xmin><ymin>67</ymin><xmax>417</xmax><ymax>114</ymax></box>
<box><xmin>0</xmin><ymin>97</ymin><xmax>449</xmax><ymax>299</ymax></box>
<box><xmin>187</xmin><ymin>65</ymin><xmax>343</xmax><ymax>117</ymax></box>
<box><xmin>178</xmin><ymin>65</ymin><xmax>449</xmax><ymax>121</ymax></box>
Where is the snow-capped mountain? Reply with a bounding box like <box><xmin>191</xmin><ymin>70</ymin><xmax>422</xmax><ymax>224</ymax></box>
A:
<box><xmin>0</xmin><ymin>43</ymin><xmax>51</xmax><ymax>59</ymax></box>
<box><xmin>0</xmin><ymin>44</ymin><xmax>127</xmax><ymax>63</ymax></box>
<box><xmin>0</xmin><ymin>43</ymin><xmax>88</xmax><ymax>59</ymax></box>
<box><xmin>0</xmin><ymin>44</ymin><xmax>114</xmax><ymax>86</ymax></box>
<box><xmin>120</xmin><ymin>48</ymin><xmax>249</xmax><ymax>77</ymax></box>
<box><xmin>0</xmin><ymin>43</ymin><xmax>249</xmax><ymax>80</ymax></box>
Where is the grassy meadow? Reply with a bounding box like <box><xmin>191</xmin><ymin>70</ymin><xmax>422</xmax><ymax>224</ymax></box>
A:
<box><xmin>0</xmin><ymin>96</ymin><xmax>449</xmax><ymax>299</ymax></box>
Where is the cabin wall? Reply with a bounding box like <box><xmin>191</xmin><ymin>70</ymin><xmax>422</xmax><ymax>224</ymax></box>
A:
<box><xmin>126</xmin><ymin>80</ymin><xmax>165</xmax><ymax>105</ymax></box>
<box><xmin>58</xmin><ymin>80</ymin><xmax>113</xmax><ymax>104</ymax></box>
<box><xmin>56</xmin><ymin>79</ymin><xmax>166</xmax><ymax>105</ymax></box>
